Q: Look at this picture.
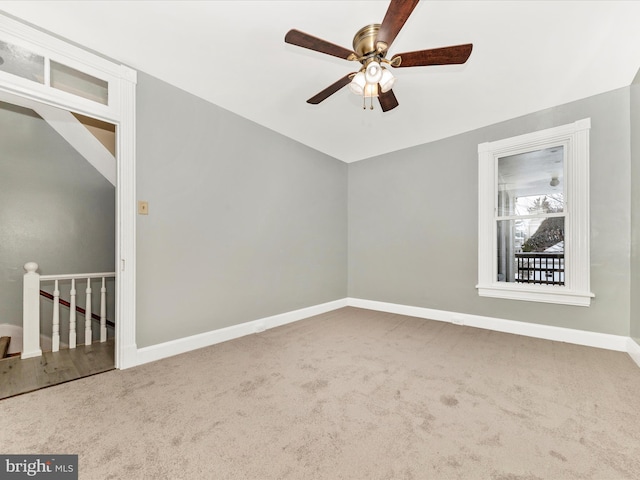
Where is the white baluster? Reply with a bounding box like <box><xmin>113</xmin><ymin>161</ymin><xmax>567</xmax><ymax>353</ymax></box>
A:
<box><xmin>52</xmin><ymin>279</ymin><xmax>60</xmax><ymax>352</ymax></box>
<box><xmin>85</xmin><ymin>278</ymin><xmax>92</xmax><ymax>346</ymax></box>
<box><xmin>100</xmin><ymin>277</ymin><xmax>107</xmax><ymax>342</ymax></box>
<box><xmin>69</xmin><ymin>279</ymin><xmax>77</xmax><ymax>349</ymax></box>
<box><xmin>22</xmin><ymin>262</ymin><xmax>42</xmax><ymax>359</ymax></box>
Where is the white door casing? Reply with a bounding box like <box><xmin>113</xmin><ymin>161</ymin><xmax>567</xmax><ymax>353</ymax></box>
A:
<box><xmin>0</xmin><ymin>13</ymin><xmax>137</xmax><ymax>368</ymax></box>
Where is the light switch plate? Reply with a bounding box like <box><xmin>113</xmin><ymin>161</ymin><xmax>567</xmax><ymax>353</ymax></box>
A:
<box><xmin>138</xmin><ymin>201</ymin><xmax>149</xmax><ymax>215</ymax></box>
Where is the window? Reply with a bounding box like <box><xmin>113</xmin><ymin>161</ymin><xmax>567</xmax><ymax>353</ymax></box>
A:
<box><xmin>0</xmin><ymin>38</ymin><xmax>113</xmax><ymax>111</ymax></box>
<box><xmin>477</xmin><ymin>119</ymin><xmax>593</xmax><ymax>306</ymax></box>
<box><xmin>50</xmin><ymin>61</ymin><xmax>108</xmax><ymax>105</ymax></box>
<box><xmin>0</xmin><ymin>40</ymin><xmax>44</xmax><ymax>83</ymax></box>
<box><xmin>497</xmin><ymin>147</ymin><xmax>565</xmax><ymax>286</ymax></box>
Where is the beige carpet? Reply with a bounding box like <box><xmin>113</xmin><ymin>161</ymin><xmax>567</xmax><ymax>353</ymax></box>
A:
<box><xmin>1</xmin><ymin>307</ymin><xmax>639</xmax><ymax>479</ymax></box>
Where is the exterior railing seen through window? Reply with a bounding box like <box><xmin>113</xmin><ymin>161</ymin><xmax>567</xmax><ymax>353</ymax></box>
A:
<box><xmin>514</xmin><ymin>252</ymin><xmax>564</xmax><ymax>286</ymax></box>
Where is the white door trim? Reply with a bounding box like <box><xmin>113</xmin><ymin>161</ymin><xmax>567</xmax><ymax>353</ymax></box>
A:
<box><xmin>0</xmin><ymin>13</ymin><xmax>138</xmax><ymax>368</ymax></box>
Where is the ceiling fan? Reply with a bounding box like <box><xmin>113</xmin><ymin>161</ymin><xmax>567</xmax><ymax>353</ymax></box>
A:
<box><xmin>284</xmin><ymin>0</ymin><xmax>472</xmax><ymax>112</ymax></box>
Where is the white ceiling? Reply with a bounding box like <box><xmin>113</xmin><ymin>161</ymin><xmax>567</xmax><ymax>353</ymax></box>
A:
<box><xmin>1</xmin><ymin>1</ymin><xmax>639</xmax><ymax>163</ymax></box>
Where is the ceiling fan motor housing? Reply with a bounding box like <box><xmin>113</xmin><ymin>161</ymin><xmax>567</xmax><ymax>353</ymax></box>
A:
<box><xmin>352</xmin><ymin>24</ymin><xmax>383</xmax><ymax>58</ymax></box>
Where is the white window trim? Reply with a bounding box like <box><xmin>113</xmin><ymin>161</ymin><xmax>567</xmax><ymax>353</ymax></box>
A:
<box><xmin>477</xmin><ymin>118</ymin><xmax>594</xmax><ymax>307</ymax></box>
<box><xmin>0</xmin><ymin>13</ymin><xmax>138</xmax><ymax>367</ymax></box>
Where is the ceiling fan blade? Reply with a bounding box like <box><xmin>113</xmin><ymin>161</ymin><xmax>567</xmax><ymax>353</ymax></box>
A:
<box><xmin>307</xmin><ymin>73</ymin><xmax>356</xmax><ymax>104</ymax></box>
<box><xmin>378</xmin><ymin>88</ymin><xmax>399</xmax><ymax>112</ymax></box>
<box><xmin>375</xmin><ymin>0</ymin><xmax>420</xmax><ymax>52</ymax></box>
<box><xmin>391</xmin><ymin>43</ymin><xmax>473</xmax><ymax>68</ymax></box>
<box><xmin>285</xmin><ymin>29</ymin><xmax>357</xmax><ymax>61</ymax></box>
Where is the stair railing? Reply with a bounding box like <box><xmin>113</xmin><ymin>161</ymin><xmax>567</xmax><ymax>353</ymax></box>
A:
<box><xmin>22</xmin><ymin>262</ymin><xmax>116</xmax><ymax>359</ymax></box>
<box><xmin>38</xmin><ymin>291</ymin><xmax>115</xmax><ymax>327</ymax></box>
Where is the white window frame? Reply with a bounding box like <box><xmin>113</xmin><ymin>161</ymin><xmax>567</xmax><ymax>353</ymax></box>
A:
<box><xmin>477</xmin><ymin>118</ymin><xmax>594</xmax><ymax>306</ymax></box>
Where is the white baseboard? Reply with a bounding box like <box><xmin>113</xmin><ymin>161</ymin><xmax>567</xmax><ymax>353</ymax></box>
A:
<box><xmin>628</xmin><ymin>337</ymin><xmax>640</xmax><ymax>368</ymax></box>
<box><xmin>347</xmin><ymin>298</ymin><xmax>629</xmax><ymax>352</ymax></box>
<box><xmin>133</xmin><ymin>296</ymin><xmax>639</xmax><ymax>369</ymax></box>
<box><xmin>135</xmin><ymin>299</ymin><xmax>347</xmax><ymax>366</ymax></box>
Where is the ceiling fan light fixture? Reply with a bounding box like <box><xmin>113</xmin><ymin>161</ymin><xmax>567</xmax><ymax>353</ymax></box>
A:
<box><xmin>379</xmin><ymin>68</ymin><xmax>395</xmax><ymax>93</ymax></box>
<box><xmin>364</xmin><ymin>60</ymin><xmax>383</xmax><ymax>84</ymax></box>
<box><xmin>348</xmin><ymin>72</ymin><xmax>366</xmax><ymax>95</ymax></box>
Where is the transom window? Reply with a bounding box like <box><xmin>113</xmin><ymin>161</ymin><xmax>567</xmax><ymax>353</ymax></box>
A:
<box><xmin>0</xmin><ymin>38</ymin><xmax>111</xmax><ymax>110</ymax></box>
<box><xmin>477</xmin><ymin>119</ymin><xmax>593</xmax><ymax>306</ymax></box>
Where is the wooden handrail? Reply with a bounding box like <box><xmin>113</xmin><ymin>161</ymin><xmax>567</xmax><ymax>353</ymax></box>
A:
<box><xmin>39</xmin><ymin>290</ymin><xmax>115</xmax><ymax>328</ymax></box>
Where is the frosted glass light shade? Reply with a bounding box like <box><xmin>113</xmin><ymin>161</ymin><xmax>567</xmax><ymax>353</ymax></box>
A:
<box><xmin>365</xmin><ymin>61</ymin><xmax>383</xmax><ymax>84</ymax></box>
<box><xmin>363</xmin><ymin>83</ymin><xmax>378</xmax><ymax>98</ymax></box>
<box><xmin>349</xmin><ymin>72</ymin><xmax>366</xmax><ymax>95</ymax></box>
<box><xmin>379</xmin><ymin>68</ymin><xmax>396</xmax><ymax>93</ymax></box>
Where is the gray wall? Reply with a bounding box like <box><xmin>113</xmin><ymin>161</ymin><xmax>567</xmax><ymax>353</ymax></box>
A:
<box><xmin>0</xmin><ymin>102</ymin><xmax>116</xmax><ymax>333</ymax></box>
<box><xmin>3</xmin><ymin>69</ymin><xmax>635</xmax><ymax>353</ymax></box>
<box><xmin>135</xmin><ymin>73</ymin><xmax>348</xmax><ymax>348</ymax></box>
<box><xmin>631</xmin><ymin>70</ymin><xmax>640</xmax><ymax>343</ymax></box>
<box><xmin>349</xmin><ymin>87</ymin><xmax>631</xmax><ymax>336</ymax></box>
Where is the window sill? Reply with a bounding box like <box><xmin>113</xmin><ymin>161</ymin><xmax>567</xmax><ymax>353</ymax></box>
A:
<box><xmin>477</xmin><ymin>284</ymin><xmax>594</xmax><ymax>307</ymax></box>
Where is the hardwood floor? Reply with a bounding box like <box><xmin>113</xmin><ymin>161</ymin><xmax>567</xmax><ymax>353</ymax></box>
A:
<box><xmin>0</xmin><ymin>339</ymin><xmax>115</xmax><ymax>400</ymax></box>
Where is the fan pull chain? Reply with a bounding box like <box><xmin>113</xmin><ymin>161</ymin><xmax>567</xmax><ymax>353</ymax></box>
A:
<box><xmin>362</xmin><ymin>94</ymin><xmax>375</xmax><ymax>110</ymax></box>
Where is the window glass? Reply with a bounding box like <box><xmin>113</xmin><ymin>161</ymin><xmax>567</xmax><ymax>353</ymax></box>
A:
<box><xmin>497</xmin><ymin>147</ymin><xmax>564</xmax><ymax>216</ymax></box>
<box><xmin>0</xmin><ymin>40</ymin><xmax>44</xmax><ymax>83</ymax></box>
<box><xmin>495</xmin><ymin>146</ymin><xmax>565</xmax><ymax>286</ymax></box>
<box><xmin>497</xmin><ymin>218</ymin><xmax>565</xmax><ymax>285</ymax></box>
<box><xmin>50</xmin><ymin>61</ymin><xmax>108</xmax><ymax>105</ymax></box>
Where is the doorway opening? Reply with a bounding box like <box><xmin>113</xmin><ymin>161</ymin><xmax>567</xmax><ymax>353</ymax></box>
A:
<box><xmin>0</xmin><ymin>98</ymin><xmax>118</xmax><ymax>399</ymax></box>
<box><xmin>0</xmin><ymin>13</ymin><xmax>138</xmax><ymax>377</ymax></box>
